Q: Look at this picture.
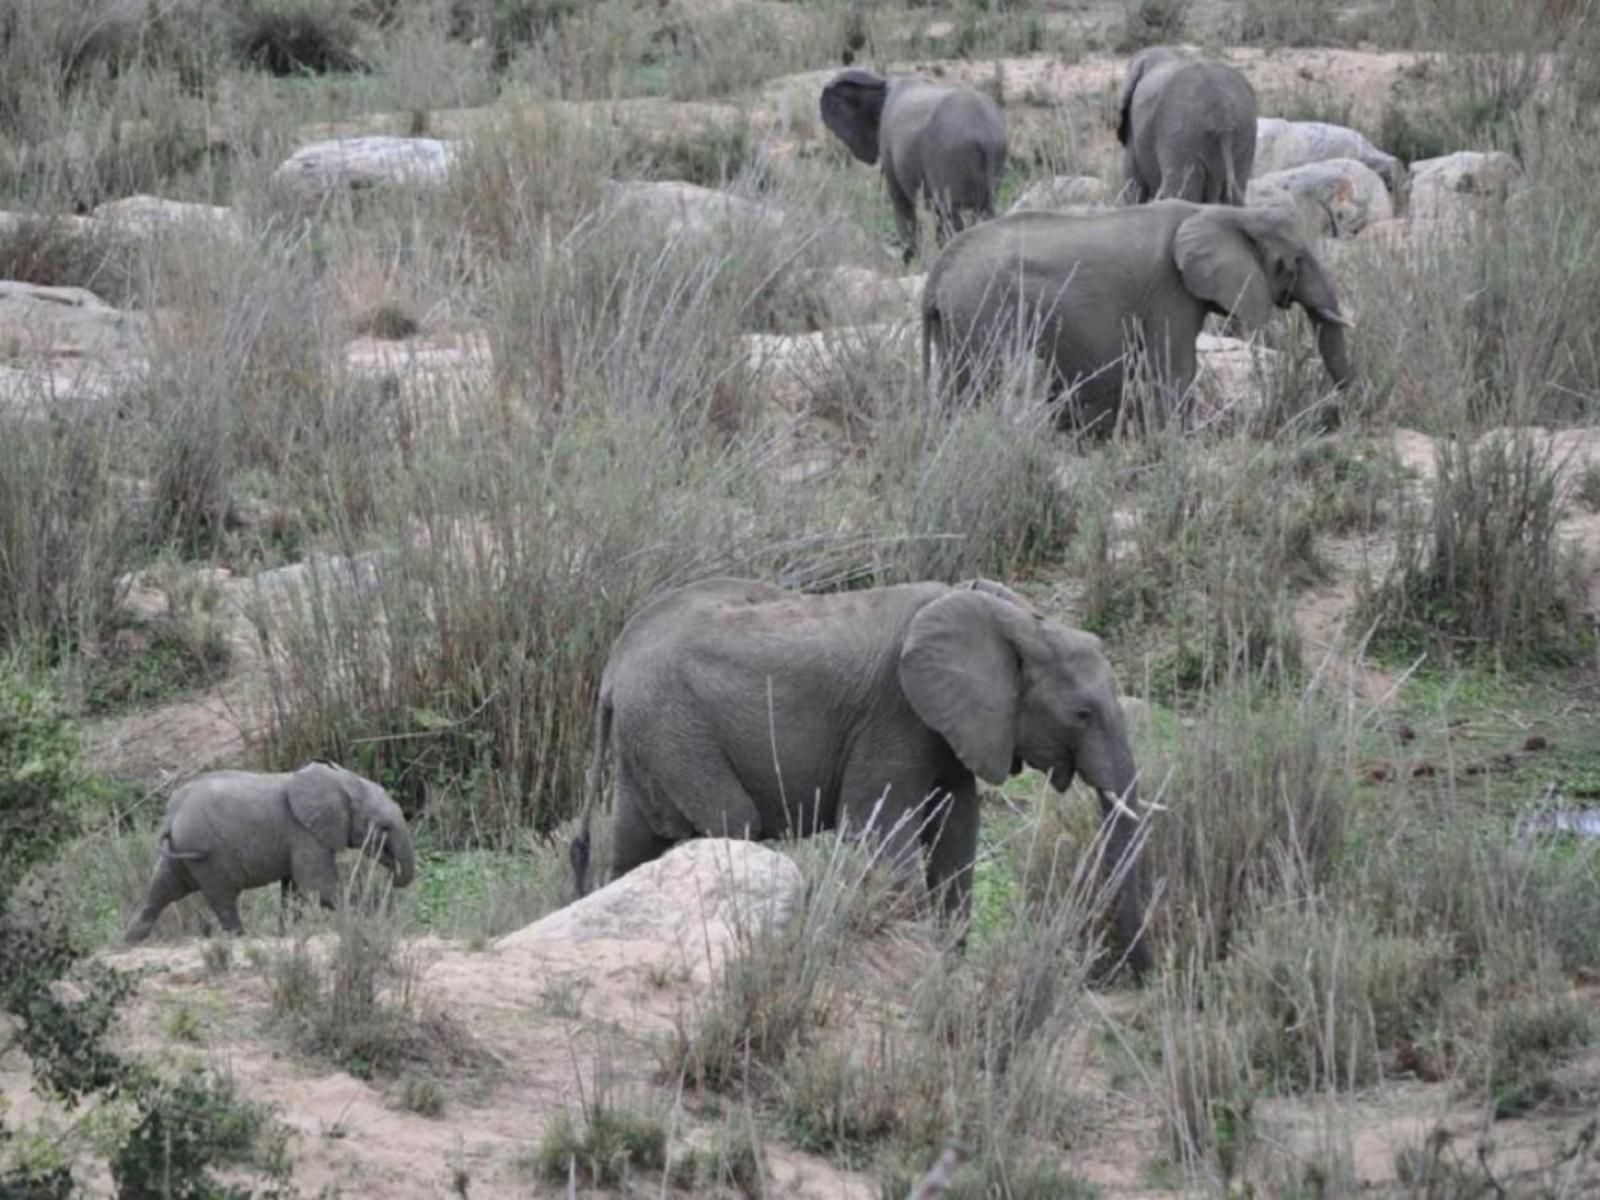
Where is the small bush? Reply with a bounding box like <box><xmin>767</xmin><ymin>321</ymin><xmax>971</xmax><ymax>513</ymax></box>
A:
<box><xmin>230</xmin><ymin>0</ymin><xmax>367</xmax><ymax>75</ymax></box>
<box><xmin>1117</xmin><ymin>0</ymin><xmax>1190</xmax><ymax>51</ymax></box>
<box><xmin>397</xmin><ymin>1073</ymin><xmax>446</xmax><ymax>1118</ymax></box>
<box><xmin>0</xmin><ymin>669</ymin><xmax>85</xmax><ymax>882</ymax></box>
<box><xmin>80</xmin><ymin>613</ymin><xmax>231</xmax><ymax>715</ymax></box>
<box><xmin>1235</xmin><ymin>0</ymin><xmax>1341</xmax><ymax>47</ymax></box>
<box><xmin>1140</xmin><ymin>692</ymin><xmax>1349</xmax><ymax>964</ymax></box>
<box><xmin>534</xmin><ymin>1102</ymin><xmax>667</xmax><ymax>1188</ymax></box>
<box><xmin>1362</xmin><ymin>431</ymin><xmax>1588</xmax><ymax>667</ymax></box>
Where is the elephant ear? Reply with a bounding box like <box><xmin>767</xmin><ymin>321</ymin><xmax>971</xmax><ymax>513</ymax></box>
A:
<box><xmin>1174</xmin><ymin>206</ymin><xmax>1276</xmax><ymax>331</ymax></box>
<box><xmin>899</xmin><ymin>590</ymin><xmax>1022</xmax><ymax>785</ymax></box>
<box><xmin>821</xmin><ymin>68</ymin><xmax>888</xmax><ymax>165</ymax></box>
<box><xmin>286</xmin><ymin>763</ymin><xmax>354</xmax><ymax>853</ymax></box>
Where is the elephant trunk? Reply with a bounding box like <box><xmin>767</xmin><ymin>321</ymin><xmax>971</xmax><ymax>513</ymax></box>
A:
<box><xmin>1293</xmin><ymin>256</ymin><xmax>1353</xmax><ymax>390</ymax></box>
<box><xmin>386</xmin><ymin>825</ymin><xmax>416</xmax><ymax>889</ymax></box>
<box><xmin>1092</xmin><ymin>741</ymin><xmax>1151</xmax><ymax>977</ymax></box>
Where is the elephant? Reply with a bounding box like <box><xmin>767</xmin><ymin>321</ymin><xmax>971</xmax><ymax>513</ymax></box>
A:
<box><xmin>123</xmin><ymin>761</ymin><xmax>416</xmax><ymax>942</ymax></box>
<box><xmin>921</xmin><ymin>200</ymin><xmax>1353</xmax><ymax>433</ymax></box>
<box><xmin>569</xmin><ymin>577</ymin><xmax>1151</xmax><ymax>974</ymax></box>
<box><xmin>821</xmin><ymin>68</ymin><xmax>1007</xmax><ymax>262</ymax></box>
<box><xmin>1119</xmin><ymin>48</ymin><xmax>1257</xmax><ymax>205</ymax></box>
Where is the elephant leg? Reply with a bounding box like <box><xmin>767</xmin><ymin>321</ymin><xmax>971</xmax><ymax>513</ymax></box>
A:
<box><xmin>290</xmin><ymin>844</ymin><xmax>343</xmax><ymax>912</ymax></box>
<box><xmin>609</xmin><ymin>771</ymin><xmax>677</xmax><ymax>881</ymax></box>
<box><xmin>124</xmin><ymin>857</ymin><xmax>196</xmax><ymax>944</ymax></box>
<box><xmin>885</xmin><ymin>173</ymin><xmax>919</xmax><ymax>262</ymax></box>
<box><xmin>924</xmin><ymin>777</ymin><xmax>979</xmax><ymax>930</ymax></box>
<box><xmin>839</xmin><ymin>771</ymin><xmax>942</xmax><ymax>892</ymax></box>
<box><xmin>195</xmin><ymin>875</ymin><xmax>245</xmax><ymax>937</ymax></box>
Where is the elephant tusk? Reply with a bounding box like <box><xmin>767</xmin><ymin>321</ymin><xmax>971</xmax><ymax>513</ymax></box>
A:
<box><xmin>1313</xmin><ymin>307</ymin><xmax>1355</xmax><ymax>329</ymax></box>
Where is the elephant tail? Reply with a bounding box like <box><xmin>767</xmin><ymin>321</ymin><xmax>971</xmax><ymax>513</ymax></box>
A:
<box><xmin>1219</xmin><ymin>129</ymin><xmax>1244</xmax><ymax>206</ymax></box>
<box><xmin>158</xmin><ymin>830</ymin><xmax>206</xmax><ymax>861</ymax></box>
<box><xmin>569</xmin><ymin>682</ymin><xmax>614</xmax><ymax>898</ymax></box>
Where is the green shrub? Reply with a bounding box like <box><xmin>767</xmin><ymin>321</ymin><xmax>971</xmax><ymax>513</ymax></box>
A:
<box><xmin>534</xmin><ymin>1102</ymin><xmax>667</xmax><ymax>1187</ymax></box>
<box><xmin>230</xmin><ymin>0</ymin><xmax>367</xmax><ymax>75</ymax></box>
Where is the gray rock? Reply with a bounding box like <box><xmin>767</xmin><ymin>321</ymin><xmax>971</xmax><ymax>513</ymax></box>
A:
<box><xmin>1255</xmin><ymin>117</ymin><xmax>1403</xmax><ymax>193</ymax></box>
<box><xmin>600</xmin><ymin>179</ymin><xmax>785</xmax><ymax>242</ymax></box>
<box><xmin>1008</xmin><ymin>174</ymin><xmax>1109</xmax><ymax>214</ymax></box>
<box><xmin>92</xmin><ymin>194</ymin><xmax>244</xmax><ymax>239</ymax></box>
<box><xmin>503</xmin><ymin>838</ymin><xmax>802</xmax><ymax>951</ymax></box>
<box><xmin>1246</xmin><ymin>158</ymin><xmax>1393</xmax><ymax>239</ymax></box>
<box><xmin>272</xmin><ymin>136</ymin><xmax>460</xmax><ymax>195</ymax></box>
<box><xmin>0</xmin><ymin>280</ymin><xmax>146</xmax><ymax>360</ymax></box>
<box><xmin>1407</xmin><ymin>150</ymin><xmax>1520</xmax><ymax>224</ymax></box>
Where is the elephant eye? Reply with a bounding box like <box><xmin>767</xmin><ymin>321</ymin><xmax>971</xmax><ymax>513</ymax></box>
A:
<box><xmin>1076</xmin><ymin>707</ymin><xmax>1093</xmax><ymax>724</ymax></box>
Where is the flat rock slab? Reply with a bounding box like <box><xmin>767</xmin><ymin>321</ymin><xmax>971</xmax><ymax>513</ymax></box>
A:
<box><xmin>600</xmin><ymin>179</ymin><xmax>785</xmax><ymax>241</ymax></box>
<box><xmin>92</xmin><ymin>194</ymin><xmax>244</xmax><ymax>239</ymax></box>
<box><xmin>0</xmin><ymin>279</ymin><xmax>146</xmax><ymax>360</ymax></box>
<box><xmin>272</xmin><ymin>136</ymin><xmax>461</xmax><ymax>195</ymax></box>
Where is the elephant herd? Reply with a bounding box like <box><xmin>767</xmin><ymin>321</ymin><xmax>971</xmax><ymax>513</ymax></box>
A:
<box><xmin>821</xmin><ymin>46</ymin><xmax>1354</xmax><ymax>434</ymax></box>
<box><xmin>127</xmin><ymin>47</ymin><xmax>1375</xmax><ymax>977</ymax></box>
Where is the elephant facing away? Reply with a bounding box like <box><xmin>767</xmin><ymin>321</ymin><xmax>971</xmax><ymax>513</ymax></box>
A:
<box><xmin>822</xmin><ymin>69</ymin><xmax>1007</xmax><ymax>261</ymax></box>
<box><xmin>124</xmin><ymin>762</ymin><xmax>416</xmax><ymax>942</ymax></box>
<box><xmin>921</xmin><ymin>200</ymin><xmax>1353</xmax><ymax>433</ymax></box>
<box><xmin>1119</xmin><ymin>48</ymin><xmax>1257</xmax><ymax>205</ymax></box>
<box><xmin>570</xmin><ymin>577</ymin><xmax>1150</xmax><ymax>974</ymax></box>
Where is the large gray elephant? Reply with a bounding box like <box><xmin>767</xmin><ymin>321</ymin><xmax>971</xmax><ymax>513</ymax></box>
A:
<box><xmin>1119</xmin><ymin>48</ymin><xmax>1257</xmax><ymax>205</ymax></box>
<box><xmin>570</xmin><ymin>577</ymin><xmax>1150</xmax><ymax>973</ymax></box>
<box><xmin>921</xmin><ymin>200</ymin><xmax>1353</xmax><ymax>432</ymax></box>
<box><xmin>821</xmin><ymin>69</ymin><xmax>1007</xmax><ymax>262</ymax></box>
<box><xmin>124</xmin><ymin>761</ymin><xmax>415</xmax><ymax>942</ymax></box>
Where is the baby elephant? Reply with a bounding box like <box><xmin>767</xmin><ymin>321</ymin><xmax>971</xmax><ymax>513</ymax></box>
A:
<box><xmin>124</xmin><ymin>761</ymin><xmax>416</xmax><ymax>942</ymax></box>
<box><xmin>822</xmin><ymin>68</ymin><xmax>1006</xmax><ymax>260</ymax></box>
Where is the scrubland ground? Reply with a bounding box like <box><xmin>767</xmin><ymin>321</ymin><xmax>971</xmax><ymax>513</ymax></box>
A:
<box><xmin>3</xmin><ymin>0</ymin><xmax>1600</xmax><ymax>1195</ymax></box>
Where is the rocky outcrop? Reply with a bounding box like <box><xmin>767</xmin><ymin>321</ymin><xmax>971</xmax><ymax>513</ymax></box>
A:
<box><xmin>1247</xmin><ymin>158</ymin><xmax>1393</xmax><ymax>239</ymax></box>
<box><xmin>1407</xmin><ymin>151</ymin><xmax>1521</xmax><ymax>224</ymax></box>
<box><xmin>501</xmin><ymin>838</ymin><xmax>804</xmax><ymax>978</ymax></box>
<box><xmin>92</xmin><ymin>194</ymin><xmax>244</xmax><ymax>239</ymax></box>
<box><xmin>1254</xmin><ymin>117</ymin><xmax>1403</xmax><ymax>192</ymax></box>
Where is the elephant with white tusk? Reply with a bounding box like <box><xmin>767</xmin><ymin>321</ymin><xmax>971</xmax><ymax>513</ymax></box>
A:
<box><xmin>821</xmin><ymin>68</ymin><xmax>1006</xmax><ymax>262</ymax></box>
<box><xmin>921</xmin><ymin>199</ymin><xmax>1353</xmax><ymax>432</ymax></box>
<box><xmin>123</xmin><ymin>761</ymin><xmax>415</xmax><ymax>942</ymax></box>
<box><xmin>569</xmin><ymin>577</ymin><xmax>1152</xmax><ymax>975</ymax></box>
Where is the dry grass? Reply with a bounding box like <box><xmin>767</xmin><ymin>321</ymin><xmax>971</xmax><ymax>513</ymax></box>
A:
<box><xmin>3</xmin><ymin>0</ymin><xmax>1600</xmax><ymax>1192</ymax></box>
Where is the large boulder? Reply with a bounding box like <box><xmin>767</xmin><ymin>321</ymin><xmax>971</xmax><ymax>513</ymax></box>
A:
<box><xmin>1254</xmin><ymin>117</ymin><xmax>1403</xmax><ymax>193</ymax></box>
<box><xmin>1192</xmin><ymin>333</ymin><xmax>1282</xmax><ymax>425</ymax></box>
<box><xmin>599</xmin><ymin>179</ymin><xmax>785</xmax><ymax>242</ymax></box>
<box><xmin>1246</xmin><ymin>158</ymin><xmax>1394</xmax><ymax>239</ymax></box>
<box><xmin>1008</xmin><ymin>174</ymin><xmax>1109</xmax><ymax>213</ymax></box>
<box><xmin>1407</xmin><ymin>150</ymin><xmax>1520</xmax><ymax>224</ymax></box>
<box><xmin>272</xmin><ymin>136</ymin><xmax>461</xmax><ymax>196</ymax></box>
<box><xmin>501</xmin><ymin>839</ymin><xmax>804</xmax><ymax>979</ymax></box>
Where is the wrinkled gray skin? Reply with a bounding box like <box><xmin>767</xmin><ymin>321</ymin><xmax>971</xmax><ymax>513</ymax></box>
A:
<box><xmin>922</xmin><ymin>200</ymin><xmax>1353</xmax><ymax>432</ymax></box>
<box><xmin>570</xmin><ymin>577</ymin><xmax>1150</xmax><ymax>974</ymax></box>
<box><xmin>821</xmin><ymin>69</ymin><xmax>1007</xmax><ymax>262</ymax></box>
<box><xmin>124</xmin><ymin>762</ymin><xmax>415</xmax><ymax>942</ymax></box>
<box><xmin>1120</xmin><ymin>48</ymin><xmax>1257</xmax><ymax>205</ymax></box>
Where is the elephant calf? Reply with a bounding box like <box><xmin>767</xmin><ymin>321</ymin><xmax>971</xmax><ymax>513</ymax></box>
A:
<box><xmin>1119</xmin><ymin>47</ymin><xmax>1257</xmax><ymax>206</ymax></box>
<box><xmin>821</xmin><ymin>68</ymin><xmax>1006</xmax><ymax>261</ymax></box>
<box><xmin>124</xmin><ymin>761</ymin><xmax>415</xmax><ymax>942</ymax></box>
<box><xmin>570</xmin><ymin>577</ymin><xmax>1150</xmax><ymax>973</ymax></box>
